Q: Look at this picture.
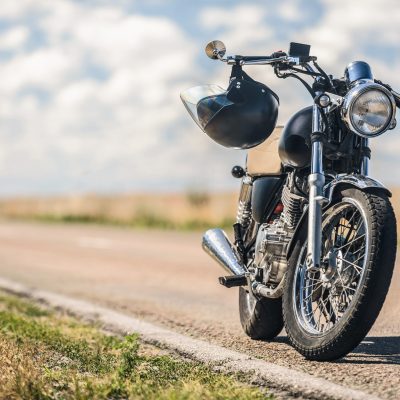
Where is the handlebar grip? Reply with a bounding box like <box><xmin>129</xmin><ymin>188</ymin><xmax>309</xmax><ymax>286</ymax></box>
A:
<box><xmin>241</xmin><ymin>51</ymin><xmax>287</xmax><ymax>62</ymax></box>
<box><xmin>240</xmin><ymin>55</ymin><xmax>274</xmax><ymax>62</ymax></box>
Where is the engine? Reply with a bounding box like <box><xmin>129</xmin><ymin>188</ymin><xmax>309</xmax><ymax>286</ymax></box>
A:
<box><xmin>282</xmin><ymin>171</ymin><xmax>308</xmax><ymax>229</ymax></box>
<box><xmin>253</xmin><ymin>172</ymin><xmax>307</xmax><ymax>289</ymax></box>
<box><xmin>281</xmin><ymin>184</ymin><xmax>303</xmax><ymax>229</ymax></box>
<box><xmin>254</xmin><ymin>218</ymin><xmax>290</xmax><ymax>285</ymax></box>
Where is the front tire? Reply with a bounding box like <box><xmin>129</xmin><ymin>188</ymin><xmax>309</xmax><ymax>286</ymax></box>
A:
<box><xmin>283</xmin><ymin>189</ymin><xmax>397</xmax><ymax>361</ymax></box>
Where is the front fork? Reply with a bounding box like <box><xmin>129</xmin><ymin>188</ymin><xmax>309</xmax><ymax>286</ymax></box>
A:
<box><xmin>361</xmin><ymin>138</ymin><xmax>369</xmax><ymax>176</ymax></box>
<box><xmin>306</xmin><ymin>103</ymin><xmax>326</xmax><ymax>271</ymax></box>
<box><xmin>306</xmin><ymin>105</ymin><xmax>371</xmax><ymax>271</ymax></box>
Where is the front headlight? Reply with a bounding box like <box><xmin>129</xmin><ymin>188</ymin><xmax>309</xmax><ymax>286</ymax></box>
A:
<box><xmin>342</xmin><ymin>81</ymin><xmax>396</xmax><ymax>138</ymax></box>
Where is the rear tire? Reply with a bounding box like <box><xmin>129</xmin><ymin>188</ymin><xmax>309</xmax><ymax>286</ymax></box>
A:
<box><xmin>283</xmin><ymin>189</ymin><xmax>397</xmax><ymax>361</ymax></box>
<box><xmin>239</xmin><ymin>287</ymin><xmax>283</xmax><ymax>340</ymax></box>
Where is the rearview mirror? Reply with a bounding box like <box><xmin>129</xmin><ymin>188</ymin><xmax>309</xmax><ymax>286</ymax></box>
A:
<box><xmin>205</xmin><ymin>40</ymin><xmax>226</xmax><ymax>60</ymax></box>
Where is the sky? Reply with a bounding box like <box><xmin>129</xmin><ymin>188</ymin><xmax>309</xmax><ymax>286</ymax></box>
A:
<box><xmin>0</xmin><ymin>0</ymin><xmax>399</xmax><ymax>196</ymax></box>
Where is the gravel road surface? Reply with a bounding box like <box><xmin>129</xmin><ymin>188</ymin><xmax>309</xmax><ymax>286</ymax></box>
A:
<box><xmin>0</xmin><ymin>221</ymin><xmax>398</xmax><ymax>399</ymax></box>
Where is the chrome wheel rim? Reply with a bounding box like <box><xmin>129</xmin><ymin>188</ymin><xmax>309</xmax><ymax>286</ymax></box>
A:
<box><xmin>293</xmin><ymin>198</ymin><xmax>369</xmax><ymax>335</ymax></box>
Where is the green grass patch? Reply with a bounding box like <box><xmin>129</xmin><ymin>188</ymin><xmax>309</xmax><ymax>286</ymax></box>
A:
<box><xmin>0</xmin><ymin>291</ymin><xmax>272</xmax><ymax>400</ymax></box>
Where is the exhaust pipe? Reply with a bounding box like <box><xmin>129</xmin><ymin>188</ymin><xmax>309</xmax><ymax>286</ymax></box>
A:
<box><xmin>202</xmin><ymin>228</ymin><xmax>246</xmax><ymax>276</ymax></box>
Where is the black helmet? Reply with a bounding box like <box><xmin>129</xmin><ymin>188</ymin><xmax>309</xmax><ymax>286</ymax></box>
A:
<box><xmin>181</xmin><ymin>67</ymin><xmax>279</xmax><ymax>149</ymax></box>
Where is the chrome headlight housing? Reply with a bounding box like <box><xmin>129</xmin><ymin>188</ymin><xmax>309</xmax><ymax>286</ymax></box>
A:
<box><xmin>342</xmin><ymin>81</ymin><xmax>396</xmax><ymax>138</ymax></box>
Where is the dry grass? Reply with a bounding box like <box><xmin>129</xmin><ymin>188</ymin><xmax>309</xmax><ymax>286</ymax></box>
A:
<box><xmin>0</xmin><ymin>192</ymin><xmax>238</xmax><ymax>230</ymax></box>
<box><xmin>0</xmin><ymin>188</ymin><xmax>398</xmax><ymax>233</ymax></box>
<box><xmin>0</xmin><ymin>291</ymin><xmax>272</xmax><ymax>400</ymax></box>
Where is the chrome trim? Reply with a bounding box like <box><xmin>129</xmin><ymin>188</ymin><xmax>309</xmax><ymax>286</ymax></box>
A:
<box><xmin>341</xmin><ymin>81</ymin><xmax>396</xmax><ymax>138</ymax></box>
<box><xmin>252</xmin><ymin>275</ymin><xmax>286</xmax><ymax>299</ymax></box>
<box><xmin>205</xmin><ymin>40</ymin><xmax>226</xmax><ymax>60</ymax></box>
<box><xmin>202</xmin><ymin>228</ymin><xmax>246</xmax><ymax>276</ymax></box>
<box><xmin>361</xmin><ymin>156</ymin><xmax>369</xmax><ymax>176</ymax></box>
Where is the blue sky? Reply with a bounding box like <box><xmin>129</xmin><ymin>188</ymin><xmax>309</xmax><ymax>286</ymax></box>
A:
<box><xmin>0</xmin><ymin>0</ymin><xmax>399</xmax><ymax>195</ymax></box>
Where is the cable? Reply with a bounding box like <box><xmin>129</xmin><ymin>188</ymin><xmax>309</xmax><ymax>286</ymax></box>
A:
<box><xmin>289</xmin><ymin>66</ymin><xmax>321</xmax><ymax>77</ymax></box>
<box><xmin>274</xmin><ymin>67</ymin><xmax>316</xmax><ymax>98</ymax></box>
<box><xmin>313</xmin><ymin>61</ymin><xmax>336</xmax><ymax>93</ymax></box>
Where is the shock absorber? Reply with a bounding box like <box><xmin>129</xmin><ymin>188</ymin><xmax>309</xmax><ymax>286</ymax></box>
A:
<box><xmin>236</xmin><ymin>175</ymin><xmax>253</xmax><ymax>228</ymax></box>
<box><xmin>232</xmin><ymin>169</ymin><xmax>253</xmax><ymax>263</ymax></box>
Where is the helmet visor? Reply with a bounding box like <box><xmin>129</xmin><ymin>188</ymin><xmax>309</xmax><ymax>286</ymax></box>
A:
<box><xmin>180</xmin><ymin>84</ymin><xmax>233</xmax><ymax>130</ymax></box>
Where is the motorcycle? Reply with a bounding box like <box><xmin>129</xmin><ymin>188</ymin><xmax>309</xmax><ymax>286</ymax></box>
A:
<box><xmin>180</xmin><ymin>41</ymin><xmax>398</xmax><ymax>361</ymax></box>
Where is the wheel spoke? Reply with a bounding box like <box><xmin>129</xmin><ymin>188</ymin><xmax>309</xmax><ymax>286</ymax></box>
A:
<box><xmin>294</xmin><ymin>199</ymin><xmax>369</xmax><ymax>335</ymax></box>
<box><xmin>335</xmin><ymin>233</ymin><xmax>365</xmax><ymax>251</ymax></box>
<box><xmin>303</xmin><ymin>282</ymin><xmax>323</xmax><ymax>301</ymax></box>
<box><xmin>337</xmin><ymin>256</ymin><xmax>363</xmax><ymax>272</ymax></box>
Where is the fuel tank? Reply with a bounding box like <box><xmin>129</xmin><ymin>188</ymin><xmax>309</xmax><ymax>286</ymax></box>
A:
<box><xmin>278</xmin><ymin>106</ymin><xmax>312</xmax><ymax>169</ymax></box>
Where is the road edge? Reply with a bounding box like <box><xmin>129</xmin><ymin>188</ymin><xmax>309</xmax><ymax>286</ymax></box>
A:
<box><xmin>0</xmin><ymin>277</ymin><xmax>381</xmax><ymax>400</ymax></box>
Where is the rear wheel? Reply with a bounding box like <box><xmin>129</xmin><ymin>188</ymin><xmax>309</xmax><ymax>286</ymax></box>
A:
<box><xmin>239</xmin><ymin>221</ymin><xmax>283</xmax><ymax>340</ymax></box>
<box><xmin>283</xmin><ymin>189</ymin><xmax>397</xmax><ymax>360</ymax></box>
<box><xmin>239</xmin><ymin>287</ymin><xmax>283</xmax><ymax>340</ymax></box>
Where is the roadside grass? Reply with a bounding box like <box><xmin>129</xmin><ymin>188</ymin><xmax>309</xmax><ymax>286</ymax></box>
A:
<box><xmin>0</xmin><ymin>191</ymin><xmax>239</xmax><ymax>232</ymax></box>
<box><xmin>0</xmin><ymin>291</ymin><xmax>272</xmax><ymax>400</ymax></box>
<box><xmin>8</xmin><ymin>213</ymin><xmax>236</xmax><ymax>232</ymax></box>
<box><xmin>1</xmin><ymin>187</ymin><xmax>398</xmax><ymax>233</ymax></box>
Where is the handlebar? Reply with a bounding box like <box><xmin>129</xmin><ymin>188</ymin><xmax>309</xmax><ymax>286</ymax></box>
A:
<box><xmin>223</xmin><ymin>53</ymin><xmax>317</xmax><ymax>67</ymax></box>
<box><xmin>218</xmin><ymin>50</ymin><xmax>324</xmax><ymax>98</ymax></box>
<box><xmin>225</xmin><ymin>55</ymin><xmax>286</xmax><ymax>65</ymax></box>
<box><xmin>207</xmin><ymin>40</ymin><xmax>400</xmax><ymax>106</ymax></box>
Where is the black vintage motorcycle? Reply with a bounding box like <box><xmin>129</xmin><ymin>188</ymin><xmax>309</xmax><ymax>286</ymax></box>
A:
<box><xmin>180</xmin><ymin>41</ymin><xmax>398</xmax><ymax>361</ymax></box>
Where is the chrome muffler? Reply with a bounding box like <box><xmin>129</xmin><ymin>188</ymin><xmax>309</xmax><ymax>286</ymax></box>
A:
<box><xmin>202</xmin><ymin>228</ymin><xmax>246</xmax><ymax>276</ymax></box>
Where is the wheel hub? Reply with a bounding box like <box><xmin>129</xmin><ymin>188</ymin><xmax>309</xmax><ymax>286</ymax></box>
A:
<box><xmin>321</xmin><ymin>248</ymin><xmax>342</xmax><ymax>282</ymax></box>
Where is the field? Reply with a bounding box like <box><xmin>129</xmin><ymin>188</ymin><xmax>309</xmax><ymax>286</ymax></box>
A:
<box><xmin>0</xmin><ymin>192</ymin><xmax>238</xmax><ymax>230</ymax></box>
<box><xmin>0</xmin><ymin>290</ymin><xmax>271</xmax><ymax>400</ymax></box>
<box><xmin>0</xmin><ymin>188</ymin><xmax>398</xmax><ymax>234</ymax></box>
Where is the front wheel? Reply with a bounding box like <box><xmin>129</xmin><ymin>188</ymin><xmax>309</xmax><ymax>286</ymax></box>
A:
<box><xmin>283</xmin><ymin>189</ymin><xmax>397</xmax><ymax>361</ymax></box>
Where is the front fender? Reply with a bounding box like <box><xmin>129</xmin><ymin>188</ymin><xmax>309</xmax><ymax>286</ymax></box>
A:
<box><xmin>286</xmin><ymin>174</ymin><xmax>391</xmax><ymax>260</ymax></box>
<box><xmin>325</xmin><ymin>174</ymin><xmax>391</xmax><ymax>204</ymax></box>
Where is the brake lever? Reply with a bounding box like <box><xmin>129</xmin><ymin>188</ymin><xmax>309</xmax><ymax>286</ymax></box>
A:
<box><xmin>391</xmin><ymin>90</ymin><xmax>400</xmax><ymax>108</ymax></box>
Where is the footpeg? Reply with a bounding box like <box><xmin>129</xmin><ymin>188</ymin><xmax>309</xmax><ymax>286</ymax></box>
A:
<box><xmin>218</xmin><ymin>274</ymin><xmax>247</xmax><ymax>288</ymax></box>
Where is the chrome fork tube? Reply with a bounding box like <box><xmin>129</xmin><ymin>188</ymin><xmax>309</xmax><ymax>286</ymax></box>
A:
<box><xmin>306</xmin><ymin>103</ymin><xmax>325</xmax><ymax>271</ymax></box>
<box><xmin>361</xmin><ymin>138</ymin><xmax>369</xmax><ymax>176</ymax></box>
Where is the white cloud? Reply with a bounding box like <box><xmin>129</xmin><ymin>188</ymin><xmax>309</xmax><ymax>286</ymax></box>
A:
<box><xmin>0</xmin><ymin>26</ymin><xmax>29</xmax><ymax>49</ymax></box>
<box><xmin>200</xmin><ymin>5</ymin><xmax>272</xmax><ymax>53</ymax></box>
<box><xmin>277</xmin><ymin>2</ymin><xmax>303</xmax><ymax>22</ymax></box>
<box><xmin>0</xmin><ymin>0</ymin><xmax>208</xmax><ymax>195</ymax></box>
<box><xmin>299</xmin><ymin>0</ymin><xmax>400</xmax><ymax>74</ymax></box>
<box><xmin>0</xmin><ymin>47</ymin><xmax>78</xmax><ymax>94</ymax></box>
<box><xmin>1</xmin><ymin>0</ymin><xmax>400</xmax><ymax>195</ymax></box>
<box><xmin>0</xmin><ymin>0</ymin><xmax>39</xmax><ymax>19</ymax></box>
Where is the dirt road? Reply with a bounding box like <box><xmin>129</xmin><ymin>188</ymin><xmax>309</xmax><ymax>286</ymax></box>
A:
<box><xmin>0</xmin><ymin>221</ymin><xmax>398</xmax><ymax>399</ymax></box>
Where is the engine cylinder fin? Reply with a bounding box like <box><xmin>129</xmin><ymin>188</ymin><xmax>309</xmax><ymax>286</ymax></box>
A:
<box><xmin>281</xmin><ymin>184</ymin><xmax>304</xmax><ymax>230</ymax></box>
